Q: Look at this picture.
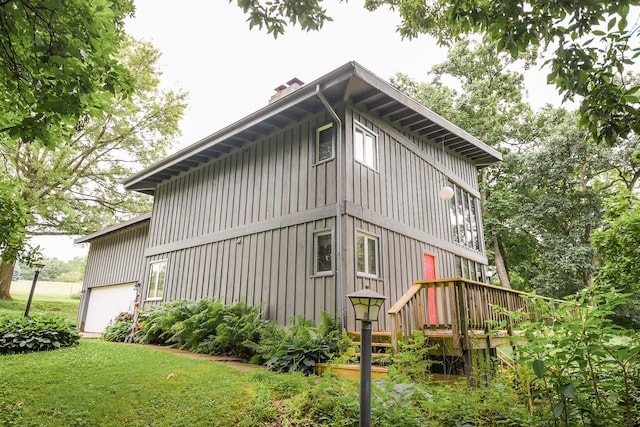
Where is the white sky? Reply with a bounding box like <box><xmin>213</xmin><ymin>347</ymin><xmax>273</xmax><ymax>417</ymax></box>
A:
<box><xmin>36</xmin><ymin>0</ymin><xmax>565</xmax><ymax>261</ymax></box>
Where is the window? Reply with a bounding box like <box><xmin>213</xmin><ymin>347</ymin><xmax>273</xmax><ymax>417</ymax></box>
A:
<box><xmin>147</xmin><ymin>260</ymin><xmax>166</xmax><ymax>300</ymax></box>
<box><xmin>315</xmin><ymin>123</ymin><xmax>334</xmax><ymax>163</ymax></box>
<box><xmin>354</xmin><ymin>123</ymin><xmax>378</xmax><ymax>169</ymax></box>
<box><xmin>449</xmin><ymin>183</ymin><xmax>482</xmax><ymax>251</ymax></box>
<box><xmin>313</xmin><ymin>230</ymin><xmax>333</xmax><ymax>275</ymax></box>
<box><xmin>356</xmin><ymin>232</ymin><xmax>379</xmax><ymax>277</ymax></box>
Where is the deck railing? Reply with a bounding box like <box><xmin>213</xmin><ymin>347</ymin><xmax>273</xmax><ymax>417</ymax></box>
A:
<box><xmin>387</xmin><ymin>278</ymin><xmax>543</xmax><ymax>352</ymax></box>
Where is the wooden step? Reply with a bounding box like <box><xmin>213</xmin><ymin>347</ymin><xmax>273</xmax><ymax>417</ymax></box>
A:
<box><xmin>352</xmin><ymin>341</ymin><xmax>392</xmax><ymax>348</ymax></box>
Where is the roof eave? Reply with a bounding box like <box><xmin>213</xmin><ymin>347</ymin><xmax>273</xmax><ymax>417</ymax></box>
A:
<box><xmin>74</xmin><ymin>213</ymin><xmax>152</xmax><ymax>244</ymax></box>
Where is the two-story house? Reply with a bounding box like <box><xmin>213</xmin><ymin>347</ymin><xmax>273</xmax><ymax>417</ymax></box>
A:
<box><xmin>76</xmin><ymin>62</ymin><xmax>501</xmax><ymax>334</ymax></box>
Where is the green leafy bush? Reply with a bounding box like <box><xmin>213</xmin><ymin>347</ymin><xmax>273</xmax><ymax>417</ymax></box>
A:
<box><xmin>198</xmin><ymin>301</ymin><xmax>275</xmax><ymax>358</ymax></box>
<box><xmin>102</xmin><ymin>320</ymin><xmax>133</xmax><ymax>342</ymax></box>
<box><xmin>164</xmin><ymin>299</ymin><xmax>226</xmax><ymax>350</ymax></box>
<box><xmin>0</xmin><ymin>315</ymin><xmax>79</xmax><ymax>354</ymax></box>
<box><xmin>135</xmin><ymin>299</ymin><xmax>276</xmax><ymax>361</ymax></box>
<box><xmin>135</xmin><ymin>299</ymin><xmax>203</xmax><ymax>345</ymax></box>
<box><xmin>263</xmin><ymin>313</ymin><xmax>348</xmax><ymax>375</ymax></box>
<box><xmin>507</xmin><ymin>286</ymin><xmax>640</xmax><ymax>426</ymax></box>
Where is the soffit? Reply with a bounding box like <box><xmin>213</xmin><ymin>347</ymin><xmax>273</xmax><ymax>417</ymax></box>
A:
<box><xmin>124</xmin><ymin>62</ymin><xmax>501</xmax><ymax>196</ymax></box>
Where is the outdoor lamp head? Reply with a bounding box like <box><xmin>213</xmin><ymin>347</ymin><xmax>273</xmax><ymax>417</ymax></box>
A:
<box><xmin>33</xmin><ymin>262</ymin><xmax>45</xmax><ymax>273</ymax></box>
<box><xmin>347</xmin><ymin>288</ymin><xmax>387</xmax><ymax>321</ymax></box>
<box><xmin>439</xmin><ymin>185</ymin><xmax>454</xmax><ymax>201</ymax></box>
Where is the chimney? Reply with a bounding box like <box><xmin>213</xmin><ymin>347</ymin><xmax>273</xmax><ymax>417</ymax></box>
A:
<box><xmin>269</xmin><ymin>77</ymin><xmax>305</xmax><ymax>103</ymax></box>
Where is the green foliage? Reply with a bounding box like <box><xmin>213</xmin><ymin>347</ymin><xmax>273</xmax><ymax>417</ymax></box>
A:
<box><xmin>372</xmin><ymin>0</ymin><xmax>640</xmax><ymax>145</ymax></box>
<box><xmin>198</xmin><ymin>301</ymin><xmax>274</xmax><ymax>359</ymax></box>
<box><xmin>508</xmin><ymin>286</ymin><xmax>640</xmax><ymax>426</ymax></box>
<box><xmin>279</xmin><ymin>373</ymin><xmax>529</xmax><ymax>426</ymax></box>
<box><xmin>102</xmin><ymin>319</ymin><xmax>133</xmax><ymax>343</ymax></box>
<box><xmin>593</xmin><ymin>193</ymin><xmax>640</xmax><ymax>328</ymax></box>
<box><xmin>500</xmin><ymin>108</ymin><xmax>610</xmax><ymax>297</ymax></box>
<box><xmin>263</xmin><ymin>313</ymin><xmax>346</xmax><ymax>375</ymax></box>
<box><xmin>2</xmin><ymin>38</ymin><xmax>186</xmax><ymax>238</ymax></box>
<box><xmin>388</xmin><ymin>330</ymin><xmax>440</xmax><ymax>383</ymax></box>
<box><xmin>135</xmin><ymin>299</ymin><xmax>204</xmax><ymax>345</ymax></box>
<box><xmin>0</xmin><ymin>315</ymin><xmax>79</xmax><ymax>354</ymax></box>
<box><xmin>0</xmin><ymin>178</ymin><xmax>38</xmax><ymax>265</ymax></box>
<box><xmin>0</xmin><ymin>0</ymin><xmax>135</xmax><ymax>148</ymax></box>
<box><xmin>136</xmin><ymin>298</ymin><xmax>274</xmax><ymax>360</ymax></box>
<box><xmin>19</xmin><ymin>256</ymin><xmax>86</xmax><ymax>283</ymax></box>
<box><xmin>235</xmin><ymin>0</ymin><xmax>639</xmax><ymax>144</ymax></box>
<box><xmin>232</xmin><ymin>0</ymin><xmax>332</xmax><ymax>37</ymax></box>
<box><xmin>415</xmin><ymin>378</ymin><xmax>534</xmax><ymax>426</ymax></box>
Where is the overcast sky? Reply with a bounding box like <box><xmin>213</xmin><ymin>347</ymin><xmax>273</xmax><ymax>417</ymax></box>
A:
<box><xmin>38</xmin><ymin>0</ymin><xmax>565</xmax><ymax>261</ymax></box>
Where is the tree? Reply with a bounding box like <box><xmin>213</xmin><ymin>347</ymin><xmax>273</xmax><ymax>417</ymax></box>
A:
<box><xmin>0</xmin><ymin>38</ymin><xmax>187</xmax><ymax>299</ymax></box>
<box><xmin>593</xmin><ymin>191</ymin><xmax>640</xmax><ymax>328</ymax></box>
<box><xmin>504</xmin><ymin>108</ymin><xmax>611</xmax><ymax>297</ymax></box>
<box><xmin>0</xmin><ymin>0</ymin><xmax>135</xmax><ymax>148</ymax></box>
<box><xmin>234</xmin><ymin>0</ymin><xmax>640</xmax><ymax>146</ymax></box>
<box><xmin>0</xmin><ymin>177</ymin><xmax>38</xmax><ymax>299</ymax></box>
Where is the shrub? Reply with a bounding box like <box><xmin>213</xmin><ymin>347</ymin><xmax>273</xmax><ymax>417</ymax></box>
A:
<box><xmin>507</xmin><ymin>286</ymin><xmax>640</xmax><ymax>427</ymax></box>
<box><xmin>198</xmin><ymin>301</ymin><xmax>275</xmax><ymax>359</ymax></box>
<box><xmin>135</xmin><ymin>298</ymin><xmax>276</xmax><ymax>361</ymax></box>
<box><xmin>102</xmin><ymin>320</ymin><xmax>133</xmax><ymax>342</ymax></box>
<box><xmin>263</xmin><ymin>313</ymin><xmax>348</xmax><ymax>375</ymax></box>
<box><xmin>281</xmin><ymin>375</ymin><xmax>434</xmax><ymax>426</ymax></box>
<box><xmin>388</xmin><ymin>330</ymin><xmax>440</xmax><ymax>383</ymax></box>
<box><xmin>135</xmin><ymin>299</ymin><xmax>203</xmax><ymax>345</ymax></box>
<box><xmin>0</xmin><ymin>315</ymin><xmax>79</xmax><ymax>354</ymax></box>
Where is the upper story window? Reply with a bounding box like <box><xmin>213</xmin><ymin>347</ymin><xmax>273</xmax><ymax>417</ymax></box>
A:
<box><xmin>354</xmin><ymin>123</ymin><xmax>378</xmax><ymax>170</ymax></box>
<box><xmin>356</xmin><ymin>231</ymin><xmax>379</xmax><ymax>278</ymax></box>
<box><xmin>147</xmin><ymin>260</ymin><xmax>167</xmax><ymax>300</ymax></box>
<box><xmin>315</xmin><ymin>123</ymin><xmax>334</xmax><ymax>164</ymax></box>
<box><xmin>313</xmin><ymin>229</ymin><xmax>333</xmax><ymax>275</ymax></box>
<box><xmin>449</xmin><ymin>184</ymin><xmax>481</xmax><ymax>251</ymax></box>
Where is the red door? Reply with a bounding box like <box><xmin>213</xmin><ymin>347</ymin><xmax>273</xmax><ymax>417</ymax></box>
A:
<box><xmin>424</xmin><ymin>254</ymin><xmax>437</xmax><ymax>325</ymax></box>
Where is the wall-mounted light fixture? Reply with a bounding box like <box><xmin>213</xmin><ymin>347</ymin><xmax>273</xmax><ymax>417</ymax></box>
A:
<box><xmin>439</xmin><ymin>185</ymin><xmax>454</xmax><ymax>201</ymax></box>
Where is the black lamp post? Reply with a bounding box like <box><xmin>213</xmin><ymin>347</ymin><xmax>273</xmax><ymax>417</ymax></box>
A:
<box><xmin>347</xmin><ymin>288</ymin><xmax>387</xmax><ymax>427</ymax></box>
<box><xmin>24</xmin><ymin>262</ymin><xmax>45</xmax><ymax>317</ymax></box>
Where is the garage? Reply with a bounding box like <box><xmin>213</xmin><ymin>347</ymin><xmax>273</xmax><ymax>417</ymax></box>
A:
<box><xmin>83</xmin><ymin>282</ymin><xmax>137</xmax><ymax>333</ymax></box>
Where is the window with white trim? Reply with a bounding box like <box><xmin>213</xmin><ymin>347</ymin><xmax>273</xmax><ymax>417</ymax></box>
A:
<box><xmin>356</xmin><ymin>232</ymin><xmax>379</xmax><ymax>278</ymax></box>
<box><xmin>315</xmin><ymin>123</ymin><xmax>334</xmax><ymax>163</ymax></box>
<box><xmin>313</xmin><ymin>230</ymin><xmax>333</xmax><ymax>275</ymax></box>
<box><xmin>354</xmin><ymin>123</ymin><xmax>378</xmax><ymax>169</ymax></box>
<box><xmin>449</xmin><ymin>183</ymin><xmax>482</xmax><ymax>251</ymax></box>
<box><xmin>147</xmin><ymin>260</ymin><xmax>167</xmax><ymax>300</ymax></box>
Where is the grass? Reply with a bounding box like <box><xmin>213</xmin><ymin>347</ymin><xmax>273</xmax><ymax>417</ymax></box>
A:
<box><xmin>0</xmin><ymin>339</ymin><xmax>307</xmax><ymax>426</ymax></box>
<box><xmin>0</xmin><ymin>280</ymin><xmax>80</xmax><ymax>321</ymax></box>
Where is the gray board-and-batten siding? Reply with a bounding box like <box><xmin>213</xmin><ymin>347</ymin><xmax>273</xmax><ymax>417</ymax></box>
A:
<box><xmin>137</xmin><ymin>108</ymin><xmax>484</xmax><ymax>330</ymax></box>
<box><xmin>79</xmin><ymin>62</ymin><xmax>499</xmax><ymax>331</ymax></box>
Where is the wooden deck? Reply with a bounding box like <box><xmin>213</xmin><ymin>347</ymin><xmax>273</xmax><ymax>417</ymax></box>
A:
<box><xmin>387</xmin><ymin>278</ymin><xmax>548</xmax><ymax>375</ymax></box>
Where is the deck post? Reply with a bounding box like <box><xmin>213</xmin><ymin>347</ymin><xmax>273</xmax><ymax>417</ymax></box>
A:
<box><xmin>416</xmin><ymin>290</ymin><xmax>425</xmax><ymax>331</ymax></box>
<box><xmin>455</xmin><ymin>281</ymin><xmax>472</xmax><ymax>376</ymax></box>
<box><xmin>448</xmin><ymin>281</ymin><xmax>463</xmax><ymax>357</ymax></box>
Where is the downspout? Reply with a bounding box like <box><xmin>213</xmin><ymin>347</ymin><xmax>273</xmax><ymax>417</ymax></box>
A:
<box><xmin>316</xmin><ymin>85</ymin><xmax>345</xmax><ymax>330</ymax></box>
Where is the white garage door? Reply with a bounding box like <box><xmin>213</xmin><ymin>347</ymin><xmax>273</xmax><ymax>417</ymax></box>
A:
<box><xmin>84</xmin><ymin>283</ymin><xmax>137</xmax><ymax>333</ymax></box>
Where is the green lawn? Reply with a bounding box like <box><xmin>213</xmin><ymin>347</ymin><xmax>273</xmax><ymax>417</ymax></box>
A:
<box><xmin>0</xmin><ymin>340</ymin><xmax>305</xmax><ymax>426</ymax></box>
<box><xmin>0</xmin><ymin>280</ymin><xmax>80</xmax><ymax>321</ymax></box>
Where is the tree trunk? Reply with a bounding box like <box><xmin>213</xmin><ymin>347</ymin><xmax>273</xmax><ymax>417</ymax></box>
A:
<box><xmin>493</xmin><ymin>239</ymin><xmax>512</xmax><ymax>289</ymax></box>
<box><xmin>0</xmin><ymin>260</ymin><xmax>15</xmax><ymax>300</ymax></box>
